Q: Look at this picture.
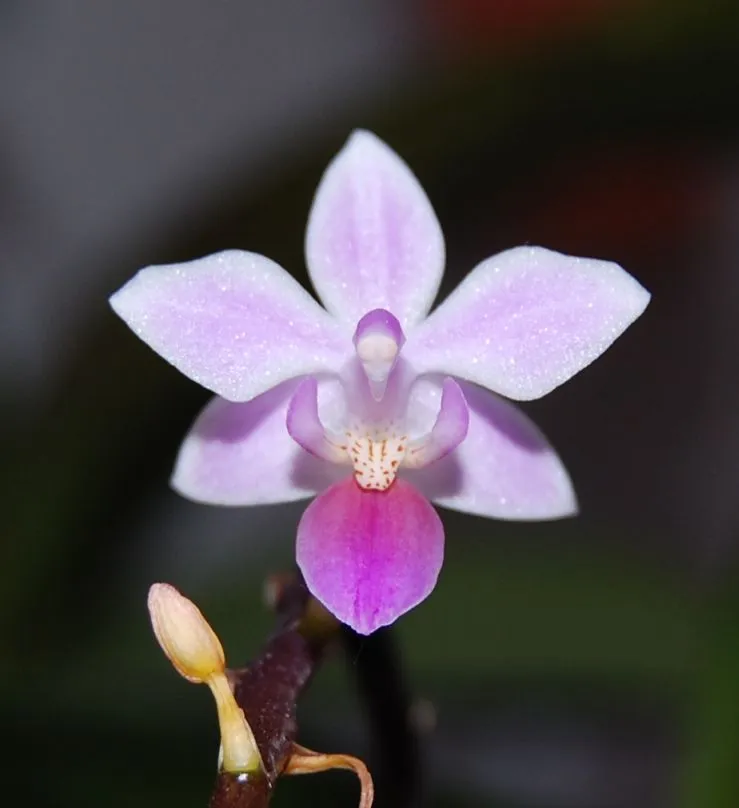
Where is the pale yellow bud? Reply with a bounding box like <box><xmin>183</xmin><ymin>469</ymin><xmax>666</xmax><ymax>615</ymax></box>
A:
<box><xmin>147</xmin><ymin>583</ymin><xmax>263</xmax><ymax>774</ymax></box>
<box><xmin>148</xmin><ymin>583</ymin><xmax>225</xmax><ymax>682</ymax></box>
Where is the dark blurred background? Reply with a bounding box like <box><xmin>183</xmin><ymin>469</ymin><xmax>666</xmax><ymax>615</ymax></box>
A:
<box><xmin>2</xmin><ymin>1</ymin><xmax>739</xmax><ymax>806</ymax></box>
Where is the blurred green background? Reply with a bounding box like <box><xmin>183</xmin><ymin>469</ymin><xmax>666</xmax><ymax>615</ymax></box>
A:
<box><xmin>3</xmin><ymin>1</ymin><xmax>739</xmax><ymax>806</ymax></box>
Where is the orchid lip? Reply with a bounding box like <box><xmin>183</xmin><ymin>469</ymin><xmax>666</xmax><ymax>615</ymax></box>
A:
<box><xmin>353</xmin><ymin>309</ymin><xmax>405</xmax><ymax>402</ymax></box>
<box><xmin>296</xmin><ymin>476</ymin><xmax>445</xmax><ymax>635</ymax></box>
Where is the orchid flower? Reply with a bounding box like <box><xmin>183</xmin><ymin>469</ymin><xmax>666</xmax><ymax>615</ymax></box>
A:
<box><xmin>110</xmin><ymin>131</ymin><xmax>650</xmax><ymax>634</ymax></box>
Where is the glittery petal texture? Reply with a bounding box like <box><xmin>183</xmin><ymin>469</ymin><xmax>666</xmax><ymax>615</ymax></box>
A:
<box><xmin>110</xmin><ymin>250</ymin><xmax>349</xmax><ymax>402</ymax></box>
<box><xmin>404</xmin><ymin>379</ymin><xmax>577</xmax><ymax>520</ymax></box>
<box><xmin>305</xmin><ymin>130</ymin><xmax>446</xmax><ymax>329</ymax></box>
<box><xmin>296</xmin><ymin>477</ymin><xmax>444</xmax><ymax>634</ymax></box>
<box><xmin>405</xmin><ymin>246</ymin><xmax>650</xmax><ymax>401</ymax></box>
<box><xmin>172</xmin><ymin>380</ymin><xmax>344</xmax><ymax>506</ymax></box>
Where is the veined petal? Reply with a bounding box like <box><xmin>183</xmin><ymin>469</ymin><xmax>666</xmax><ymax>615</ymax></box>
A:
<box><xmin>404</xmin><ymin>379</ymin><xmax>577</xmax><ymax>520</ymax></box>
<box><xmin>172</xmin><ymin>380</ymin><xmax>344</xmax><ymax>506</ymax></box>
<box><xmin>296</xmin><ymin>477</ymin><xmax>444</xmax><ymax>634</ymax></box>
<box><xmin>305</xmin><ymin>131</ymin><xmax>445</xmax><ymax>329</ymax></box>
<box><xmin>110</xmin><ymin>250</ymin><xmax>349</xmax><ymax>402</ymax></box>
<box><xmin>405</xmin><ymin>246</ymin><xmax>650</xmax><ymax>401</ymax></box>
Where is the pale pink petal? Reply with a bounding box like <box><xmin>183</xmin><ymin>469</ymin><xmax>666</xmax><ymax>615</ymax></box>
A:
<box><xmin>305</xmin><ymin>130</ymin><xmax>445</xmax><ymax>329</ymax></box>
<box><xmin>404</xmin><ymin>379</ymin><xmax>577</xmax><ymax>520</ymax></box>
<box><xmin>172</xmin><ymin>380</ymin><xmax>344</xmax><ymax>506</ymax></box>
<box><xmin>110</xmin><ymin>250</ymin><xmax>349</xmax><ymax>402</ymax></box>
<box><xmin>405</xmin><ymin>246</ymin><xmax>650</xmax><ymax>401</ymax></box>
<box><xmin>405</xmin><ymin>378</ymin><xmax>469</xmax><ymax>468</ymax></box>
<box><xmin>296</xmin><ymin>477</ymin><xmax>444</xmax><ymax>634</ymax></box>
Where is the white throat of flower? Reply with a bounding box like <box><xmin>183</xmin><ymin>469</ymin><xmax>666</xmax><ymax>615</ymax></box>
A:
<box><xmin>344</xmin><ymin>420</ymin><xmax>409</xmax><ymax>491</ymax></box>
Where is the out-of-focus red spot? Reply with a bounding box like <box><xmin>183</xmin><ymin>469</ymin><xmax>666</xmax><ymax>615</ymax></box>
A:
<box><xmin>427</xmin><ymin>0</ymin><xmax>642</xmax><ymax>53</ymax></box>
<box><xmin>500</xmin><ymin>146</ymin><xmax>715</xmax><ymax>255</ymax></box>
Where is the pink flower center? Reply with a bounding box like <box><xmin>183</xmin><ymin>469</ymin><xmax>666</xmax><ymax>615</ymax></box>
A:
<box><xmin>286</xmin><ymin>309</ymin><xmax>469</xmax><ymax>490</ymax></box>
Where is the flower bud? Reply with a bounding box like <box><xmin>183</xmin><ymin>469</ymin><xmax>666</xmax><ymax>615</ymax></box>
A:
<box><xmin>147</xmin><ymin>583</ymin><xmax>263</xmax><ymax>774</ymax></box>
<box><xmin>148</xmin><ymin>582</ymin><xmax>225</xmax><ymax>682</ymax></box>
